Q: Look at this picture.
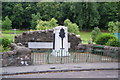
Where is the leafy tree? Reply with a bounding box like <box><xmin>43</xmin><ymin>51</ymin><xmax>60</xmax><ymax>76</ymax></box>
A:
<box><xmin>2</xmin><ymin>16</ymin><xmax>12</xmax><ymax>30</ymax></box>
<box><xmin>98</xmin><ymin>2</ymin><xmax>118</xmax><ymax>27</ymax></box>
<box><xmin>64</xmin><ymin>19</ymin><xmax>80</xmax><ymax>34</ymax></box>
<box><xmin>2</xmin><ymin>2</ymin><xmax>119</xmax><ymax>30</ymax></box>
<box><xmin>10</xmin><ymin>3</ymin><xmax>24</xmax><ymax>29</ymax></box>
<box><xmin>108</xmin><ymin>21</ymin><xmax>120</xmax><ymax>33</ymax></box>
<box><xmin>31</xmin><ymin>13</ymin><xmax>41</xmax><ymax>29</ymax></box>
<box><xmin>48</xmin><ymin>18</ymin><xmax>58</xmax><ymax>28</ymax></box>
<box><xmin>0</xmin><ymin>24</ymin><xmax>1</xmax><ymax>30</ymax></box>
<box><xmin>36</xmin><ymin>18</ymin><xmax>58</xmax><ymax>30</ymax></box>
<box><xmin>81</xmin><ymin>2</ymin><xmax>100</xmax><ymax>30</ymax></box>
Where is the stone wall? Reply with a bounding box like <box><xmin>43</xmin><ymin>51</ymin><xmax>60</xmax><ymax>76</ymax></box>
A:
<box><xmin>15</xmin><ymin>29</ymin><xmax>82</xmax><ymax>50</ymax></box>
<box><xmin>2</xmin><ymin>43</ymin><xmax>32</xmax><ymax>67</ymax></box>
<box><xmin>76</xmin><ymin>44</ymin><xmax>120</xmax><ymax>58</ymax></box>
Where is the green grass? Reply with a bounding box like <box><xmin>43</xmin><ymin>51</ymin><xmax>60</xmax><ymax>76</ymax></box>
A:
<box><xmin>79</xmin><ymin>31</ymin><xmax>91</xmax><ymax>44</ymax></box>
<box><xmin>2</xmin><ymin>30</ymin><xmax>27</xmax><ymax>34</ymax></box>
<box><xmin>1</xmin><ymin>30</ymin><xmax>27</xmax><ymax>41</ymax></box>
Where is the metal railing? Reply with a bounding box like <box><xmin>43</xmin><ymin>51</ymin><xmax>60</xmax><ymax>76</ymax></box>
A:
<box><xmin>31</xmin><ymin>49</ymin><xmax>118</xmax><ymax>65</ymax></box>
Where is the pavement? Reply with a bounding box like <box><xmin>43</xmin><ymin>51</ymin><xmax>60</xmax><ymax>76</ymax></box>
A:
<box><xmin>1</xmin><ymin>62</ymin><xmax>119</xmax><ymax>75</ymax></box>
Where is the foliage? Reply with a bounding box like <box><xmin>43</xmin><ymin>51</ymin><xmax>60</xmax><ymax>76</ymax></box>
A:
<box><xmin>64</xmin><ymin>19</ymin><xmax>80</xmax><ymax>34</ymax></box>
<box><xmin>2</xmin><ymin>16</ymin><xmax>12</xmax><ymax>30</ymax></box>
<box><xmin>98</xmin><ymin>2</ymin><xmax>118</xmax><ymax>27</ymax></box>
<box><xmin>95</xmin><ymin>33</ymin><xmax>117</xmax><ymax>45</ymax></box>
<box><xmin>2</xmin><ymin>2</ymin><xmax>119</xmax><ymax>30</ymax></box>
<box><xmin>106</xmin><ymin>38</ymin><xmax>120</xmax><ymax>47</ymax></box>
<box><xmin>11</xmin><ymin>3</ymin><xmax>24</xmax><ymax>29</ymax></box>
<box><xmin>91</xmin><ymin>27</ymin><xmax>102</xmax><ymax>42</ymax></box>
<box><xmin>108</xmin><ymin>21</ymin><xmax>120</xmax><ymax>33</ymax></box>
<box><xmin>0</xmin><ymin>37</ymin><xmax>12</xmax><ymax>48</ymax></box>
<box><xmin>36</xmin><ymin>18</ymin><xmax>58</xmax><ymax>30</ymax></box>
<box><xmin>31</xmin><ymin>13</ymin><xmax>41</xmax><ymax>29</ymax></box>
<box><xmin>79</xmin><ymin>2</ymin><xmax>100</xmax><ymax>29</ymax></box>
<box><xmin>0</xmin><ymin>45</ymin><xmax>10</xmax><ymax>52</ymax></box>
<box><xmin>0</xmin><ymin>20</ymin><xmax>2</xmax><ymax>30</ymax></box>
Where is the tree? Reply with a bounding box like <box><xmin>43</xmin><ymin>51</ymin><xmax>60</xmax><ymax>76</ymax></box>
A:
<box><xmin>2</xmin><ymin>2</ymin><xmax>119</xmax><ymax>30</ymax></box>
<box><xmin>0</xmin><ymin>20</ymin><xmax>2</xmax><ymax>30</ymax></box>
<box><xmin>64</xmin><ymin>19</ymin><xmax>80</xmax><ymax>34</ymax></box>
<box><xmin>2</xmin><ymin>16</ymin><xmax>12</xmax><ymax>30</ymax></box>
<box><xmin>31</xmin><ymin>13</ymin><xmax>41</xmax><ymax>29</ymax></box>
<box><xmin>98</xmin><ymin>2</ymin><xmax>118</xmax><ymax>27</ymax></box>
<box><xmin>36</xmin><ymin>18</ymin><xmax>58</xmax><ymax>30</ymax></box>
<box><xmin>48</xmin><ymin>18</ymin><xmax>58</xmax><ymax>28</ymax></box>
<box><xmin>10</xmin><ymin>3</ymin><xmax>24</xmax><ymax>29</ymax></box>
<box><xmin>108</xmin><ymin>21</ymin><xmax>120</xmax><ymax>33</ymax></box>
<box><xmin>81</xmin><ymin>2</ymin><xmax>100</xmax><ymax>30</ymax></box>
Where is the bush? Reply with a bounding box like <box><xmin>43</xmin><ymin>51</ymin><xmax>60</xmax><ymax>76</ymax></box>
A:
<box><xmin>106</xmin><ymin>38</ymin><xmax>120</xmax><ymax>47</ymax></box>
<box><xmin>95</xmin><ymin>33</ymin><xmax>117</xmax><ymax>45</ymax></box>
<box><xmin>64</xmin><ymin>19</ymin><xmax>80</xmax><ymax>34</ymax></box>
<box><xmin>91</xmin><ymin>27</ymin><xmax>102</xmax><ymax>42</ymax></box>
<box><xmin>1</xmin><ymin>38</ymin><xmax>12</xmax><ymax>48</ymax></box>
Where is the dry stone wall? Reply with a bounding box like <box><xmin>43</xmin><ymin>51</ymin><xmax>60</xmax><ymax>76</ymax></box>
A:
<box><xmin>2</xmin><ymin>43</ymin><xmax>32</xmax><ymax>67</ymax></box>
<box><xmin>76</xmin><ymin>44</ymin><xmax>120</xmax><ymax>58</ymax></box>
<box><xmin>15</xmin><ymin>29</ymin><xmax>82</xmax><ymax>50</ymax></box>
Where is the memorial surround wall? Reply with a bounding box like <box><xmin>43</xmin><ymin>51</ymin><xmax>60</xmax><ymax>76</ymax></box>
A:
<box><xmin>15</xmin><ymin>29</ymin><xmax>82</xmax><ymax>50</ymax></box>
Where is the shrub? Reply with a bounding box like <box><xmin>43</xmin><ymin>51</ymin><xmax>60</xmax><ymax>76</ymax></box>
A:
<box><xmin>0</xmin><ymin>45</ymin><xmax>10</xmax><ymax>52</ymax></box>
<box><xmin>91</xmin><ymin>27</ymin><xmax>102</xmax><ymax>42</ymax></box>
<box><xmin>95</xmin><ymin>33</ymin><xmax>117</xmax><ymax>45</ymax></box>
<box><xmin>64</xmin><ymin>19</ymin><xmax>80</xmax><ymax>34</ymax></box>
<box><xmin>106</xmin><ymin>38</ymin><xmax>120</xmax><ymax>47</ymax></box>
<box><xmin>1</xmin><ymin>38</ymin><xmax>12</xmax><ymax>48</ymax></box>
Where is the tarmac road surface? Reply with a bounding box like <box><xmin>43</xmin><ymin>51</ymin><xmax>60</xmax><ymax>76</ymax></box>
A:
<box><xmin>3</xmin><ymin>70</ymin><xmax>119</xmax><ymax>78</ymax></box>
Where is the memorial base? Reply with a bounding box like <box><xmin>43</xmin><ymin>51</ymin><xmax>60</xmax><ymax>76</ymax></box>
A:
<box><xmin>51</xmin><ymin>49</ymin><xmax>70</xmax><ymax>56</ymax></box>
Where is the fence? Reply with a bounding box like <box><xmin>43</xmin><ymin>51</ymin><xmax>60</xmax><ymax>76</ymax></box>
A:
<box><xmin>31</xmin><ymin>49</ymin><xmax>118</xmax><ymax>65</ymax></box>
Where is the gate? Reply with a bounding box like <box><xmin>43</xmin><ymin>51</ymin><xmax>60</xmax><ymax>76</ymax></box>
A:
<box><xmin>31</xmin><ymin>50</ymin><xmax>118</xmax><ymax>65</ymax></box>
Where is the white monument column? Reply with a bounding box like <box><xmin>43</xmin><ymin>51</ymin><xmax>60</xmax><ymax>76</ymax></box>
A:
<box><xmin>51</xmin><ymin>26</ymin><xmax>70</xmax><ymax>56</ymax></box>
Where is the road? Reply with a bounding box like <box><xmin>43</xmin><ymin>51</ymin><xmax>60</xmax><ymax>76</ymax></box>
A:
<box><xmin>3</xmin><ymin>70</ymin><xmax>119</xmax><ymax>78</ymax></box>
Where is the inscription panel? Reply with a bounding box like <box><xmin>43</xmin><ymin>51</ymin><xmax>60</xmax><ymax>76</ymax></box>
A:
<box><xmin>28</xmin><ymin>42</ymin><xmax>70</xmax><ymax>49</ymax></box>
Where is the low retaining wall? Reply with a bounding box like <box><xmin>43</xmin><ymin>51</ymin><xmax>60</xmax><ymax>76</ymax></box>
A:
<box><xmin>76</xmin><ymin>44</ymin><xmax>120</xmax><ymax>58</ymax></box>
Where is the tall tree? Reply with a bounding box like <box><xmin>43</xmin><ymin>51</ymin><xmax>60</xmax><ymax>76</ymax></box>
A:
<box><xmin>98</xmin><ymin>2</ymin><xmax>118</xmax><ymax>28</ymax></box>
<box><xmin>10</xmin><ymin>3</ymin><xmax>24</xmax><ymax>29</ymax></box>
<box><xmin>2</xmin><ymin>16</ymin><xmax>12</xmax><ymax>30</ymax></box>
<box><xmin>81</xmin><ymin>2</ymin><xmax>100</xmax><ymax>30</ymax></box>
<box><xmin>31</xmin><ymin>13</ymin><xmax>41</xmax><ymax>29</ymax></box>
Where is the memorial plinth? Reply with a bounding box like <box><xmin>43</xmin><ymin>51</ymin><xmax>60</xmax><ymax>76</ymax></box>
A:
<box><xmin>51</xmin><ymin>26</ymin><xmax>70</xmax><ymax>56</ymax></box>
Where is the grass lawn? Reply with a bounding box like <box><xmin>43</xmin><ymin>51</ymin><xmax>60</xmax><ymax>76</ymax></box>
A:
<box><xmin>2</xmin><ymin>30</ymin><xmax>27</xmax><ymax>34</ymax></box>
<box><xmin>79</xmin><ymin>31</ymin><xmax>91</xmax><ymax>43</ymax></box>
<box><xmin>1</xmin><ymin>30</ymin><xmax>27</xmax><ymax>41</ymax></box>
